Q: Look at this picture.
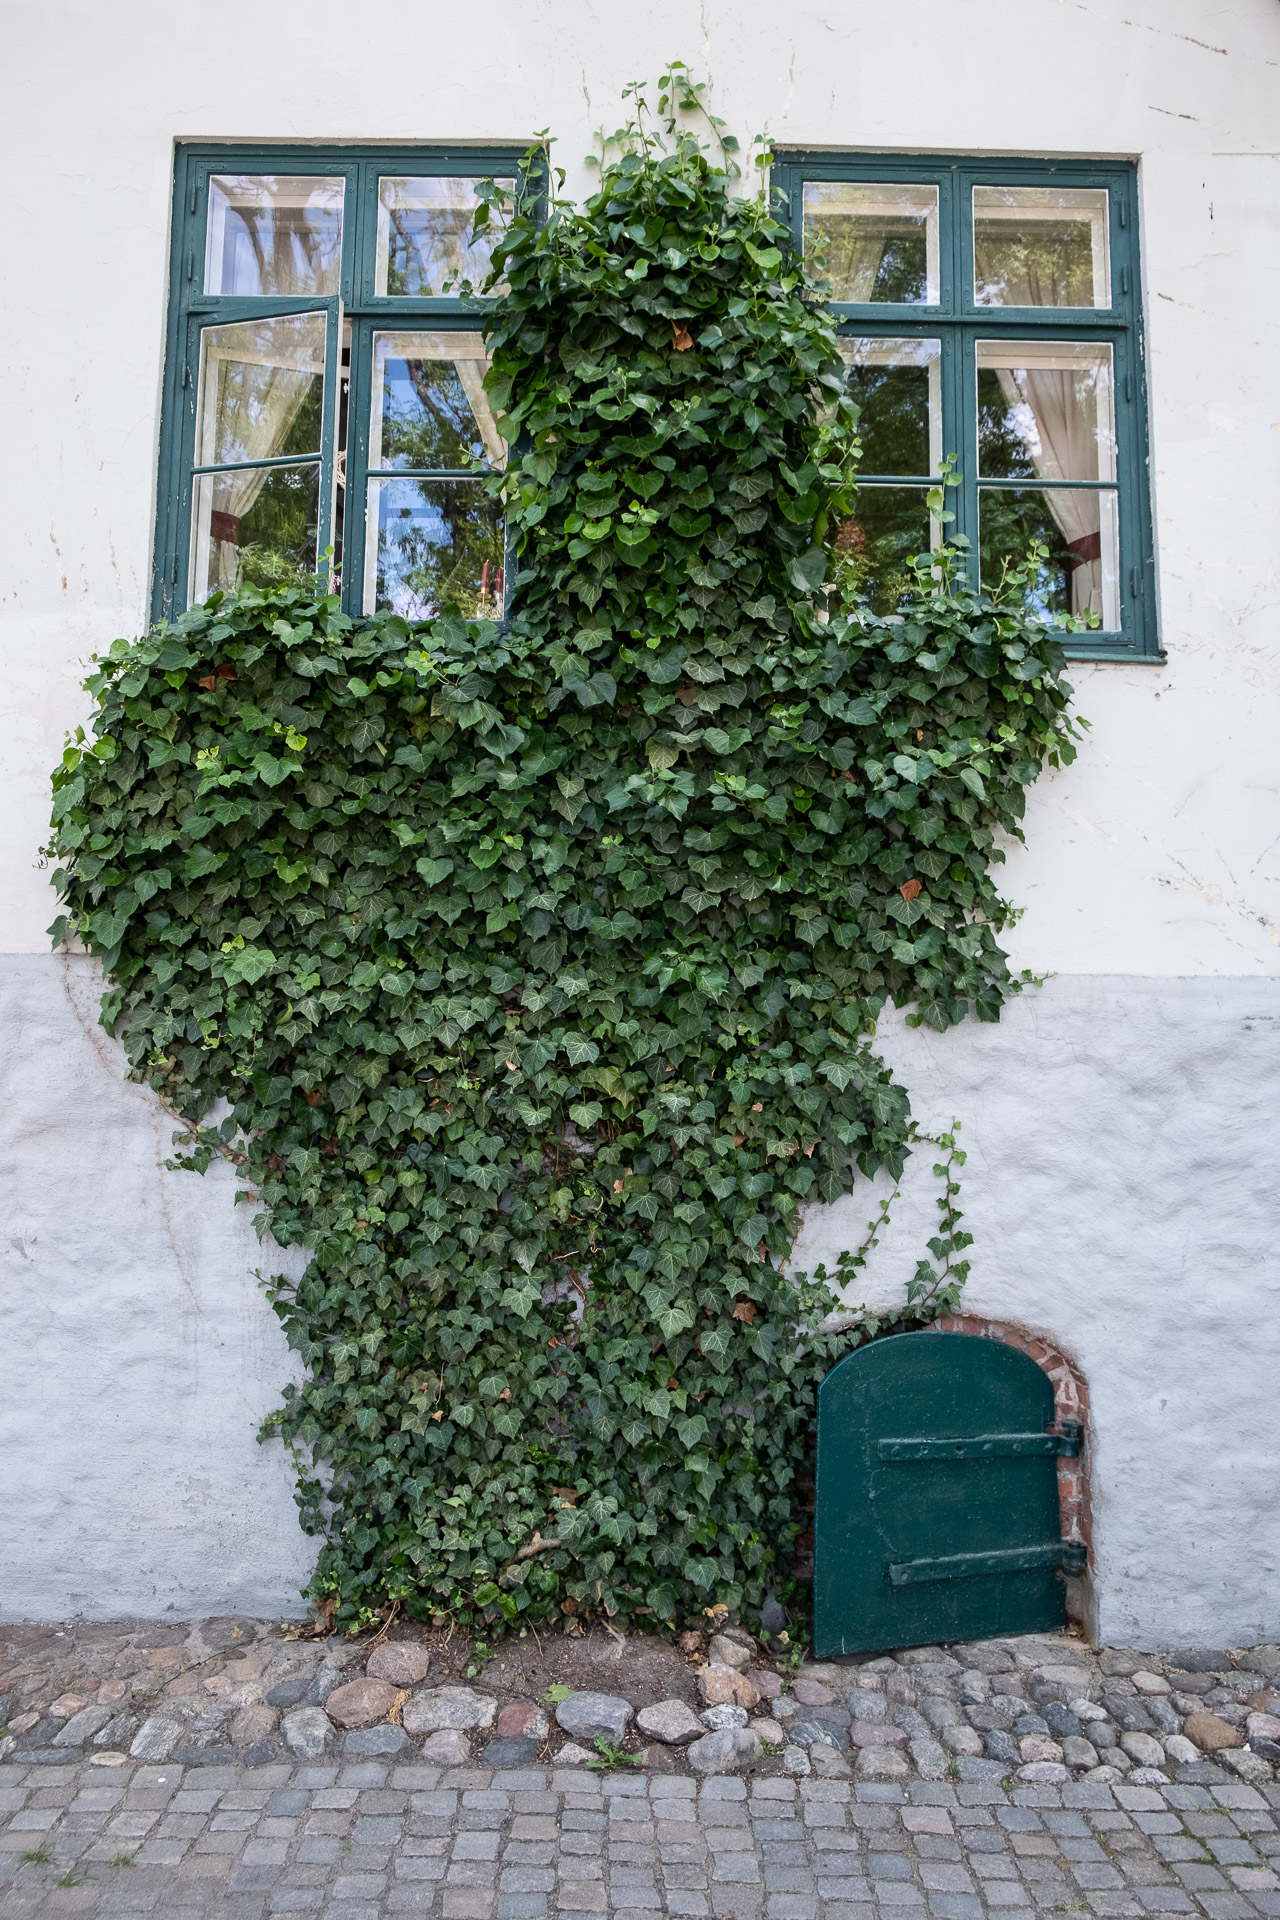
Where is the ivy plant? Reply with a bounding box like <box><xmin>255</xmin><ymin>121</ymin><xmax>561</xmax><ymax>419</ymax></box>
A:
<box><xmin>46</xmin><ymin>76</ymin><xmax>1081</xmax><ymax>1633</ymax></box>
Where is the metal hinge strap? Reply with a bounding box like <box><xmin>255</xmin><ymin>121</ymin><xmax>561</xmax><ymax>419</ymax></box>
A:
<box><xmin>879</xmin><ymin>1421</ymin><xmax>1082</xmax><ymax>1462</ymax></box>
<box><xmin>887</xmin><ymin>1539</ymin><xmax>1088</xmax><ymax>1586</ymax></box>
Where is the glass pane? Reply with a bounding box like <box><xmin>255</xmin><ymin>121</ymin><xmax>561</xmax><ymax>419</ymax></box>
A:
<box><xmin>832</xmin><ymin>487</ymin><xmax>933</xmax><ymax>614</ymax></box>
<box><xmin>370</xmin><ymin>331</ymin><xmax>503</xmax><ymax>470</ymax></box>
<box><xmin>803</xmin><ymin>183</ymin><xmax>939</xmax><ymax>304</ymax></box>
<box><xmin>375</xmin><ymin>176</ymin><xmax>515</xmax><ymax>296</ymax></box>
<box><xmin>365</xmin><ymin>477</ymin><xmax>504</xmax><ymax>619</ymax></box>
<box><xmin>977</xmin><ymin>341</ymin><xmax>1115</xmax><ymax>482</ymax></box>
<box><xmin>839</xmin><ymin>337</ymin><xmax>941</xmax><ymax>476</ymax></box>
<box><xmin>195</xmin><ymin>313</ymin><xmax>327</xmax><ymax>469</ymax></box>
<box><xmin>980</xmin><ymin>486</ymin><xmax>1119</xmax><ymax>628</ymax></box>
<box><xmin>204</xmin><ymin>176</ymin><xmax>344</xmax><ymax>297</ymax></box>
<box><xmin>973</xmin><ymin>186</ymin><xmax>1110</xmax><ymax>308</ymax></box>
<box><xmin>191</xmin><ymin>463</ymin><xmax>321</xmax><ymax>601</ymax></box>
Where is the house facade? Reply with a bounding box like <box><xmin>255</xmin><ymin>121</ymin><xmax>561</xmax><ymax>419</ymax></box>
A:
<box><xmin>2</xmin><ymin>0</ymin><xmax>1278</xmax><ymax>1646</ymax></box>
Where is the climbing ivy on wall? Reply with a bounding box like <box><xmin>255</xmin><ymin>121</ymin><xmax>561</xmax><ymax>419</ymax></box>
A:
<box><xmin>47</xmin><ymin>76</ymin><xmax>1082</xmax><ymax>1633</ymax></box>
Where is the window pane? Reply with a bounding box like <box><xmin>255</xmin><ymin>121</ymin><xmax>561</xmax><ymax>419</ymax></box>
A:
<box><xmin>370</xmin><ymin>331</ymin><xmax>502</xmax><ymax>470</ymax></box>
<box><xmin>365</xmin><ymin>476</ymin><xmax>504</xmax><ymax>618</ymax></box>
<box><xmin>833</xmin><ymin>486</ymin><xmax>933</xmax><ymax>614</ymax></box>
<box><xmin>204</xmin><ymin>176</ymin><xmax>344</xmax><ymax>297</ymax></box>
<box><xmin>979</xmin><ymin>486</ymin><xmax>1118</xmax><ymax>628</ymax></box>
<box><xmin>804</xmin><ymin>183</ymin><xmax>939</xmax><ymax>304</ymax></box>
<box><xmin>195</xmin><ymin>313</ymin><xmax>327</xmax><ymax>469</ymax></box>
<box><xmin>976</xmin><ymin>341</ymin><xmax>1115</xmax><ymax>483</ymax></box>
<box><xmin>191</xmin><ymin>463</ymin><xmax>321</xmax><ymax>601</ymax></box>
<box><xmin>375</xmin><ymin>177</ymin><xmax>514</xmax><ymax>296</ymax></box>
<box><xmin>973</xmin><ymin>186</ymin><xmax>1110</xmax><ymax>308</ymax></box>
<box><xmin>839</xmin><ymin>337</ymin><xmax>941</xmax><ymax>475</ymax></box>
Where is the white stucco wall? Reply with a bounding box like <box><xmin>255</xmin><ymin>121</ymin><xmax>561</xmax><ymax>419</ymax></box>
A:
<box><xmin>2</xmin><ymin>0</ymin><xmax>1278</xmax><ymax>1633</ymax></box>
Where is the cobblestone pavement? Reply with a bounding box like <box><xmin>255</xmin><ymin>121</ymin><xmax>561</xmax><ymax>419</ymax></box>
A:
<box><xmin>2</xmin><ymin>1747</ymin><xmax>1280</xmax><ymax>1920</ymax></box>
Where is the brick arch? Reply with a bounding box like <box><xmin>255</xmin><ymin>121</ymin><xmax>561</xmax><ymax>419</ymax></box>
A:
<box><xmin>927</xmin><ymin>1312</ymin><xmax>1095</xmax><ymax>1638</ymax></box>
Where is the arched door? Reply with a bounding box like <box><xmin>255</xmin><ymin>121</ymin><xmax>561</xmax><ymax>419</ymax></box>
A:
<box><xmin>814</xmin><ymin>1331</ymin><xmax>1084</xmax><ymax>1656</ymax></box>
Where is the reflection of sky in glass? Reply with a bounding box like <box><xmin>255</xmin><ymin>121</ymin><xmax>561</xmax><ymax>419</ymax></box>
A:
<box><xmin>380</xmin><ymin>358</ymin><xmax>482</xmax><ymax>468</ymax></box>
<box><xmin>378</xmin><ymin>485</ymin><xmax>451</xmax><ymax>618</ymax></box>
<box><xmin>206</xmin><ymin>177</ymin><xmax>344</xmax><ymax>297</ymax></box>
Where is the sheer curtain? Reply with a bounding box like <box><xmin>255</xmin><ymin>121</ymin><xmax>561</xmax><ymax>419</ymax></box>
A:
<box><xmin>983</xmin><ymin>343</ymin><xmax>1116</xmax><ymax>621</ymax></box>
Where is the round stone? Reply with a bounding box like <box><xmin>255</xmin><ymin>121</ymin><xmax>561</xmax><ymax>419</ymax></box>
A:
<box><xmin>855</xmin><ymin>1744</ymin><xmax>910</xmax><ymax>1781</ymax></box>
<box><xmin>344</xmin><ymin>1724</ymin><xmax>410</xmax><ymax>1756</ymax></box>
<box><xmin>366</xmin><ymin>1643</ymin><xmax>431</xmax><ymax>1687</ymax></box>
<box><xmin>420</xmin><ymin>1729</ymin><xmax>471</xmax><ymax>1764</ymax></box>
<box><xmin>701</xmin><ymin>1704</ymin><xmax>749</xmax><ymax>1731</ymax></box>
<box><xmin>281</xmin><ymin>1706</ymin><xmax>333</xmax><ymax>1760</ymax></box>
<box><xmin>325</xmin><ymin>1677</ymin><xmax>400</xmax><ymax>1730</ymax></box>
<box><xmin>481</xmin><ymin>1735</ymin><xmax>540</xmax><ymax>1766</ymax></box>
<box><xmin>783</xmin><ymin>1744</ymin><xmax>810</xmax><ymax>1776</ymax></box>
<box><xmin>1184</xmin><ymin>1711</ymin><xmax>1245</xmax><ymax>1750</ymax></box>
<box><xmin>1018</xmin><ymin>1761</ymin><xmax>1070</xmax><ymax>1783</ymax></box>
<box><xmin>229</xmin><ymin>1705</ymin><xmax>278</xmax><ymax>1747</ymax></box>
<box><xmin>943</xmin><ymin>1725</ymin><xmax>985</xmax><ymax>1757</ymax></box>
<box><xmin>553</xmin><ymin>1691</ymin><xmax>633</xmax><ymax>1745</ymax></box>
<box><xmin>1061</xmin><ymin>1736</ymin><xmax>1100</xmax><ymax>1769</ymax></box>
<box><xmin>402</xmin><ymin>1686</ymin><xmax>497</xmax><ymax>1736</ymax></box>
<box><xmin>688</xmin><ymin>1725</ymin><xmax>761</xmax><ymax>1773</ymax></box>
<box><xmin>909</xmin><ymin>1736</ymin><xmax>949</xmax><ymax>1781</ymax></box>
<box><xmin>792</xmin><ymin>1677</ymin><xmax>837</xmax><ymax>1706</ymax></box>
<box><xmin>1020</xmin><ymin>1735</ymin><xmax>1065</xmax><ymax>1764</ymax></box>
<box><xmin>637</xmin><ymin>1699</ymin><xmax>703</xmax><ymax>1745</ymax></box>
<box><xmin>698</xmin><ymin>1666</ymin><xmax>760</xmax><ymax>1711</ymax></box>
<box><xmin>1120</xmin><ymin>1732</ymin><xmax>1165</xmax><ymax>1767</ymax></box>
<box><xmin>707</xmin><ymin>1634</ymin><xmax>752</xmax><ymax>1671</ymax></box>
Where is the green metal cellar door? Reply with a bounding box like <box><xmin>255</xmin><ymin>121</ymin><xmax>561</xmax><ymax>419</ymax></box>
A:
<box><xmin>813</xmin><ymin>1332</ymin><xmax>1084</xmax><ymax>1657</ymax></box>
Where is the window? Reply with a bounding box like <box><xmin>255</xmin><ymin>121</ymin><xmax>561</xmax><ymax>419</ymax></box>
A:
<box><xmin>772</xmin><ymin>155</ymin><xmax>1158</xmax><ymax>660</ymax></box>
<box><xmin>154</xmin><ymin>146</ymin><xmax>537</xmax><ymax>623</ymax></box>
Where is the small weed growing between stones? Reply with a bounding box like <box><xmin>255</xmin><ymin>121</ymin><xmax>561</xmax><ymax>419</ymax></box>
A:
<box><xmin>588</xmin><ymin>1736</ymin><xmax>644</xmax><ymax>1770</ymax></box>
<box><xmin>20</xmin><ymin>1848</ymin><xmax>52</xmax><ymax>1866</ymax></box>
<box><xmin>109</xmin><ymin>1852</ymin><xmax>136</xmax><ymax>1867</ymax></box>
<box><xmin>57</xmin><ymin>1867</ymin><xmax>91</xmax><ymax>1888</ymax></box>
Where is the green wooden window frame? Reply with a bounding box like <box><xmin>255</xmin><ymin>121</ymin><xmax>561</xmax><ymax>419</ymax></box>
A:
<box><xmin>153</xmin><ymin>143</ymin><xmax>538</xmax><ymax>624</ymax></box>
<box><xmin>771</xmin><ymin>153</ymin><xmax>1160</xmax><ymax>662</ymax></box>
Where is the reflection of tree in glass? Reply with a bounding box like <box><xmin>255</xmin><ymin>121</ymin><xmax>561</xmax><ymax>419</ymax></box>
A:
<box><xmin>977</xmin><ymin>369</ymin><xmax>1037</xmax><ymax>478</ymax></box>
<box><xmin>228</xmin><ymin>468</ymin><xmax>319</xmax><ymax>590</ymax></box>
<box><xmin>382</xmin><ymin>359</ymin><xmax>483</xmax><ymax>468</ymax></box>
<box><xmin>846</xmin><ymin>364</ymin><xmax>930</xmax><ymax>475</ymax></box>
<box><xmin>377</xmin><ymin>480</ymin><xmax>503</xmax><ymax>618</ymax></box>
<box><xmin>979</xmin><ymin>491</ymin><xmax>1073</xmax><ymax>619</ymax></box>
<box><xmin>385</xmin><ymin>208</ymin><xmax>477</xmax><ymax>296</ymax></box>
<box><xmin>834</xmin><ymin>489</ymin><xmax>931</xmax><ymax>615</ymax></box>
<box><xmin>974</xmin><ymin>218</ymin><xmax>1094</xmax><ymax>307</ymax></box>
<box><xmin>221</xmin><ymin>199</ymin><xmax>340</xmax><ymax>297</ymax></box>
<box><xmin>807</xmin><ymin>218</ymin><xmax>927</xmax><ymax>302</ymax></box>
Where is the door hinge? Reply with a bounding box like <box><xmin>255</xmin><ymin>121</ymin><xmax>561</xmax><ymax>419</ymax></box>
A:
<box><xmin>879</xmin><ymin>1422</ymin><xmax>1082</xmax><ymax>1462</ymax></box>
<box><xmin>888</xmin><ymin>1538</ymin><xmax>1088</xmax><ymax>1586</ymax></box>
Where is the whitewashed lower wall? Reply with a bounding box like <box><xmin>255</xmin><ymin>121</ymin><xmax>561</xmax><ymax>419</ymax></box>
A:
<box><xmin>3</xmin><ymin>957</ymin><xmax>1278</xmax><ymax>1644</ymax></box>
<box><xmin>0</xmin><ymin>954</ymin><xmax>315</xmax><ymax>1621</ymax></box>
<box><xmin>792</xmin><ymin>975</ymin><xmax>1280</xmax><ymax>1652</ymax></box>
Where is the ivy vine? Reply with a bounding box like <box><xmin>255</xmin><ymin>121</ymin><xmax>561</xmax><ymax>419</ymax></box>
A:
<box><xmin>47</xmin><ymin>76</ymin><xmax>1081</xmax><ymax>1633</ymax></box>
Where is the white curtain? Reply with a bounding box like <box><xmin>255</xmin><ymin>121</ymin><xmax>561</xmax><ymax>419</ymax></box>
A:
<box><xmin>982</xmin><ymin>343</ymin><xmax>1116</xmax><ymax>623</ymax></box>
